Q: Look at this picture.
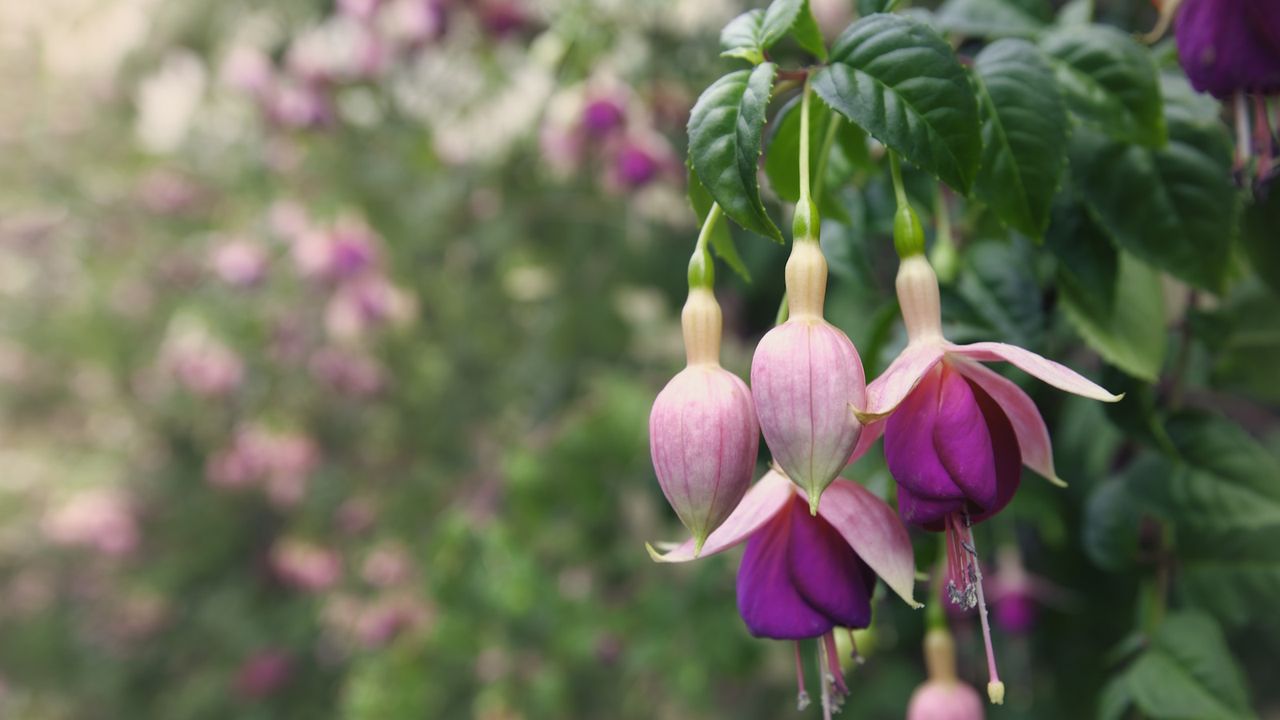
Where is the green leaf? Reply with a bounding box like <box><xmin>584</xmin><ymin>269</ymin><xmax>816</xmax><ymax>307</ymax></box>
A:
<box><xmin>1059</xmin><ymin>248</ymin><xmax>1168</xmax><ymax>382</ymax></box>
<box><xmin>1056</xmin><ymin>0</ymin><xmax>1094</xmax><ymax>25</ymax></box>
<box><xmin>944</xmin><ymin>237</ymin><xmax>1044</xmax><ymax>348</ymax></box>
<box><xmin>1098</xmin><ymin>672</ymin><xmax>1134</xmax><ymax>720</ymax></box>
<box><xmin>972</xmin><ymin>39</ymin><xmax>1068</xmax><ymax>237</ymax></box>
<box><xmin>789</xmin><ymin>1</ymin><xmax>828</xmax><ymax>61</ymax></box>
<box><xmin>720</xmin><ymin>10</ymin><xmax>767</xmax><ymax>64</ymax></box>
<box><xmin>687</xmin><ymin>167</ymin><xmax>751</xmax><ymax>282</ymax></box>
<box><xmin>1082</xmin><ymin>456</ymin><xmax>1160</xmax><ymax>571</ymax></box>
<box><xmin>1163</xmin><ymin>412</ymin><xmax>1280</xmax><ymax>628</ymax></box>
<box><xmin>1041</xmin><ymin>24</ymin><xmax>1165</xmax><ymax>146</ymax></box>
<box><xmin>936</xmin><ymin>0</ymin><xmax>1051</xmax><ymax>39</ymax></box>
<box><xmin>857</xmin><ymin>0</ymin><xmax>895</xmax><ymax>15</ymax></box>
<box><xmin>1194</xmin><ymin>283</ymin><xmax>1280</xmax><ymax>402</ymax></box>
<box><xmin>1127</xmin><ymin>613</ymin><xmax>1255</xmax><ymax>720</ymax></box>
<box><xmin>1242</xmin><ymin>189</ymin><xmax>1280</xmax><ymax>296</ymax></box>
<box><xmin>812</xmin><ymin>13</ymin><xmax>982</xmax><ymax>193</ymax></box>
<box><xmin>687</xmin><ymin>64</ymin><xmax>783</xmax><ymax>242</ymax></box>
<box><xmin>1068</xmin><ymin>92</ymin><xmax>1238</xmax><ymax>292</ymax></box>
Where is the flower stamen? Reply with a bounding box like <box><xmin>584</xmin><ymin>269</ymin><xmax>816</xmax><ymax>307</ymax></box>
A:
<box><xmin>794</xmin><ymin>641</ymin><xmax>811</xmax><ymax>711</ymax></box>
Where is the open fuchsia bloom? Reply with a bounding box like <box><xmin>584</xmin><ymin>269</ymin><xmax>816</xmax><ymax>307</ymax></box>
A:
<box><xmin>1174</xmin><ymin>0</ymin><xmax>1280</xmax><ymax>98</ymax></box>
<box><xmin>648</xmin><ymin>469</ymin><xmax>920</xmax><ymax>712</ymax></box>
<box><xmin>858</xmin><ymin>254</ymin><xmax>1121</xmax><ymax>703</ymax></box>
<box><xmin>752</xmin><ymin>204</ymin><xmax>867</xmax><ymax>513</ymax></box>
<box><xmin>649</xmin><ymin>249</ymin><xmax>760</xmax><ymax>552</ymax></box>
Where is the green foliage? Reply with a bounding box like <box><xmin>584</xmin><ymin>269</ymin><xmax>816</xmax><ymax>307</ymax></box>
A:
<box><xmin>972</xmin><ymin>38</ymin><xmax>1068</xmax><ymax>237</ymax></box>
<box><xmin>1041</xmin><ymin>23</ymin><xmax>1167</xmax><ymax>147</ymax></box>
<box><xmin>935</xmin><ymin>0</ymin><xmax>1052</xmax><ymax>39</ymax></box>
<box><xmin>687</xmin><ymin>63</ymin><xmax>782</xmax><ymax>242</ymax></box>
<box><xmin>813</xmin><ymin>13</ymin><xmax>981</xmax><ymax>193</ymax></box>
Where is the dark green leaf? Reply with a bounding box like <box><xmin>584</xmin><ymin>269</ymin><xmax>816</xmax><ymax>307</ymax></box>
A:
<box><xmin>1059</xmin><ymin>249</ymin><xmax>1167</xmax><ymax>382</ymax></box>
<box><xmin>1127</xmin><ymin>613</ymin><xmax>1255</xmax><ymax>720</ymax></box>
<box><xmin>688</xmin><ymin>64</ymin><xmax>783</xmax><ymax>242</ymax></box>
<box><xmin>687</xmin><ymin>167</ymin><xmax>751</xmax><ymax>282</ymax></box>
<box><xmin>790</xmin><ymin>1</ymin><xmax>828</xmax><ymax>61</ymax></box>
<box><xmin>812</xmin><ymin>13</ymin><xmax>982</xmax><ymax>193</ymax></box>
<box><xmin>1069</xmin><ymin>91</ymin><xmax>1237</xmax><ymax>292</ymax></box>
<box><xmin>972</xmin><ymin>38</ymin><xmax>1068</xmax><ymax>236</ymax></box>
<box><xmin>1100</xmin><ymin>366</ymin><xmax>1176</xmax><ymax>453</ymax></box>
<box><xmin>1194</xmin><ymin>283</ymin><xmax>1280</xmax><ymax>402</ymax></box>
<box><xmin>1082</xmin><ymin>456</ymin><xmax>1160</xmax><ymax>571</ymax></box>
<box><xmin>1041</xmin><ymin>24</ymin><xmax>1166</xmax><ymax>146</ymax></box>
<box><xmin>944</xmin><ymin>237</ymin><xmax>1044</xmax><ymax>348</ymax></box>
<box><xmin>936</xmin><ymin>0</ymin><xmax>1051</xmax><ymax>39</ymax></box>
<box><xmin>1242</xmin><ymin>188</ymin><xmax>1280</xmax><ymax>296</ymax></box>
<box><xmin>1163</xmin><ymin>412</ymin><xmax>1280</xmax><ymax>628</ymax></box>
<box><xmin>1056</xmin><ymin>0</ymin><xmax>1094</xmax><ymax>25</ymax></box>
<box><xmin>857</xmin><ymin>0</ymin><xmax>895</xmax><ymax>15</ymax></box>
<box><xmin>720</xmin><ymin>10</ymin><xmax>767</xmax><ymax>64</ymax></box>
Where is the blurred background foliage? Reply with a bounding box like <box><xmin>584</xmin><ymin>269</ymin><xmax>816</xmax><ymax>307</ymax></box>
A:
<box><xmin>0</xmin><ymin>0</ymin><xmax>1276</xmax><ymax>718</ymax></box>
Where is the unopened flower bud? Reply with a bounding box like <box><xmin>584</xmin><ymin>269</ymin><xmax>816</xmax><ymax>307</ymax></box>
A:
<box><xmin>907</xmin><ymin>629</ymin><xmax>986</xmax><ymax>720</ymax></box>
<box><xmin>649</xmin><ymin>288</ymin><xmax>759</xmax><ymax>552</ymax></box>
<box><xmin>752</xmin><ymin>227</ymin><xmax>865</xmax><ymax>512</ymax></box>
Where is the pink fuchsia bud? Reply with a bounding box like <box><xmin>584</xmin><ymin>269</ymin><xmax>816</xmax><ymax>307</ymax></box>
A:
<box><xmin>907</xmin><ymin>629</ymin><xmax>986</xmax><ymax>720</ymax></box>
<box><xmin>649</xmin><ymin>287</ymin><xmax>759</xmax><ymax>553</ymax></box>
<box><xmin>751</xmin><ymin>235</ymin><xmax>866</xmax><ymax>513</ymax></box>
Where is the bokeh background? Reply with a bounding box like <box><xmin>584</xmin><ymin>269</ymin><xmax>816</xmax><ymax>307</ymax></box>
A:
<box><xmin>0</xmin><ymin>1</ymin><xmax>1276</xmax><ymax>718</ymax></box>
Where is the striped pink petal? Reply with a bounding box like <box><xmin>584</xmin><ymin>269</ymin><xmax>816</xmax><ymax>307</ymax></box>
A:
<box><xmin>646</xmin><ymin>470</ymin><xmax>792</xmax><ymax>563</ymax></box>
<box><xmin>812</xmin><ymin>478</ymin><xmax>922</xmax><ymax>608</ymax></box>
<box><xmin>944</xmin><ymin>341</ymin><xmax>1121</xmax><ymax>402</ymax></box>
<box><xmin>949</xmin><ymin>357</ymin><xmax>1066</xmax><ymax>487</ymax></box>
<box><xmin>858</xmin><ymin>341</ymin><xmax>945</xmax><ymax>422</ymax></box>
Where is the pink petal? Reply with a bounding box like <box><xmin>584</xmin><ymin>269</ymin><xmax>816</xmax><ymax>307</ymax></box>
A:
<box><xmin>813</xmin><ymin>478</ymin><xmax>922</xmax><ymax>608</ymax></box>
<box><xmin>857</xmin><ymin>341</ymin><xmax>945</xmax><ymax>422</ymax></box>
<box><xmin>848</xmin><ymin>418</ymin><xmax>885</xmax><ymax>464</ymax></box>
<box><xmin>647</xmin><ymin>470</ymin><xmax>793</xmax><ymax>563</ymax></box>
<box><xmin>945</xmin><ymin>342</ymin><xmax>1121</xmax><ymax>402</ymax></box>
<box><xmin>950</xmin><ymin>357</ymin><xmax>1066</xmax><ymax>487</ymax></box>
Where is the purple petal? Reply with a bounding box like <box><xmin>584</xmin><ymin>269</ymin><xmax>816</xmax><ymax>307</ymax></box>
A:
<box><xmin>786</xmin><ymin>499</ymin><xmax>873</xmax><ymax>629</ymax></box>
<box><xmin>895</xmin><ymin>485</ymin><xmax>961</xmax><ymax>531</ymax></box>
<box><xmin>933</xmin><ymin>364</ymin><xmax>998</xmax><ymax>511</ymax></box>
<box><xmin>944</xmin><ymin>341</ymin><xmax>1121</xmax><ymax>402</ymax></box>
<box><xmin>966</xmin><ymin>379</ymin><xmax>1022</xmax><ymax>524</ymax></box>
<box><xmin>950</xmin><ymin>356</ymin><xmax>1063</xmax><ymax>486</ymax></box>
<box><xmin>646</xmin><ymin>470</ymin><xmax>791</xmax><ymax>563</ymax></box>
<box><xmin>884</xmin><ymin>365</ymin><xmax>969</xmax><ymax>506</ymax></box>
<box><xmin>736</xmin><ymin>500</ymin><xmax>834</xmax><ymax>640</ymax></box>
<box><xmin>858</xmin><ymin>341</ymin><xmax>945</xmax><ymax>421</ymax></box>
<box><xmin>1177</xmin><ymin>0</ymin><xmax>1280</xmax><ymax>98</ymax></box>
<box><xmin>815</xmin><ymin>478</ymin><xmax>922</xmax><ymax>608</ymax></box>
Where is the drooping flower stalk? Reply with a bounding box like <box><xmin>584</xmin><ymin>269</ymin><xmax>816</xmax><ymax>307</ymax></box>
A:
<box><xmin>751</xmin><ymin>78</ymin><xmax>866</xmax><ymax>513</ymax></box>
<box><xmin>861</xmin><ymin>167</ymin><xmax>1120</xmax><ymax>703</ymax></box>
<box><xmin>648</xmin><ymin>205</ymin><xmax>760</xmax><ymax>553</ymax></box>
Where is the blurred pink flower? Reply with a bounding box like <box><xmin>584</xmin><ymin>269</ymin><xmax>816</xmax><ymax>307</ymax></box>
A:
<box><xmin>209</xmin><ymin>236</ymin><xmax>268</xmax><ymax>287</ymax></box>
<box><xmin>581</xmin><ymin>93</ymin><xmax>627</xmax><ymax>137</ymax></box>
<box><xmin>325</xmin><ymin>274</ymin><xmax>415</xmax><ymax>341</ymax></box>
<box><xmin>355</xmin><ymin>594</ymin><xmax>430</xmax><ymax>647</ymax></box>
<box><xmin>361</xmin><ymin>543</ymin><xmax>412</xmax><ymax>588</ymax></box>
<box><xmin>220</xmin><ymin>45</ymin><xmax>275</xmax><ymax>101</ymax></box>
<box><xmin>378</xmin><ymin>0</ymin><xmax>448</xmax><ymax>47</ymax></box>
<box><xmin>205</xmin><ymin>426</ymin><xmax>319</xmax><ymax>507</ymax></box>
<box><xmin>291</xmin><ymin>215</ymin><xmax>380</xmax><ymax>282</ymax></box>
<box><xmin>165</xmin><ymin>332</ymin><xmax>244</xmax><ymax>398</ymax></box>
<box><xmin>477</xmin><ymin>0</ymin><xmax>530</xmax><ymax>38</ymax></box>
<box><xmin>608</xmin><ymin>132</ymin><xmax>677</xmax><ymax>191</ymax></box>
<box><xmin>339</xmin><ymin>0</ymin><xmax>382</xmax><ymax>21</ymax></box>
<box><xmin>309</xmin><ymin>346</ymin><xmax>384</xmax><ymax>397</ymax></box>
<box><xmin>136</xmin><ymin>170</ymin><xmax>205</xmax><ymax>215</ymax></box>
<box><xmin>336</xmin><ymin>498</ymin><xmax>378</xmax><ymax>535</ymax></box>
<box><xmin>269</xmin><ymin>200</ymin><xmax>312</xmax><ymax>243</ymax></box>
<box><xmin>235</xmin><ymin>650</ymin><xmax>293</xmax><ymax>700</ymax></box>
<box><xmin>269</xmin><ymin>80</ymin><xmax>333</xmax><ymax>130</ymax></box>
<box><xmin>271</xmin><ymin>539</ymin><xmax>342</xmax><ymax>591</ymax></box>
<box><xmin>42</xmin><ymin>489</ymin><xmax>139</xmax><ymax>557</ymax></box>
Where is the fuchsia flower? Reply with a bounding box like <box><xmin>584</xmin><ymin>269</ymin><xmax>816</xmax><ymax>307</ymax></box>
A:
<box><xmin>859</xmin><ymin>255</ymin><xmax>1120</xmax><ymax>702</ymax></box>
<box><xmin>649</xmin><ymin>470</ymin><xmax>919</xmax><ymax>710</ymax></box>
<box><xmin>907</xmin><ymin>629</ymin><xmax>985</xmax><ymax>720</ymax></box>
<box><xmin>1175</xmin><ymin>0</ymin><xmax>1280</xmax><ymax>98</ymax></box>
<box><xmin>752</xmin><ymin>225</ymin><xmax>867</xmax><ymax>512</ymax></box>
<box><xmin>649</xmin><ymin>286</ymin><xmax>759</xmax><ymax>551</ymax></box>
